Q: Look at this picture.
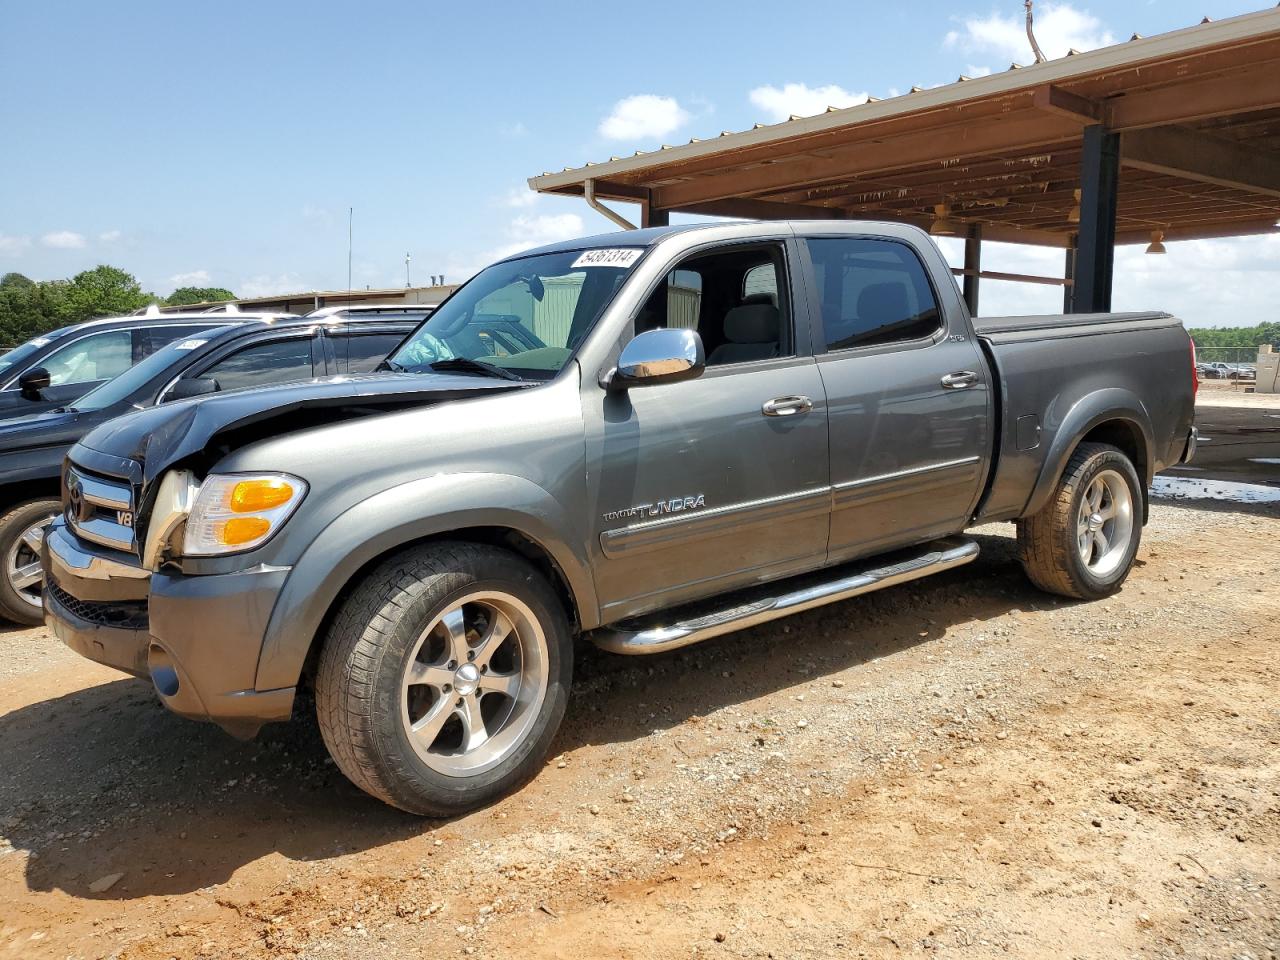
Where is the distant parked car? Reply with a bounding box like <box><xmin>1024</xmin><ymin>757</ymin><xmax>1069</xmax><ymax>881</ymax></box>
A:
<box><xmin>0</xmin><ymin>308</ymin><xmax>294</xmax><ymax>420</ymax></box>
<box><xmin>1201</xmin><ymin>361</ymin><xmax>1247</xmax><ymax>380</ymax></box>
<box><xmin>0</xmin><ymin>312</ymin><xmax>415</xmax><ymax>624</ymax></box>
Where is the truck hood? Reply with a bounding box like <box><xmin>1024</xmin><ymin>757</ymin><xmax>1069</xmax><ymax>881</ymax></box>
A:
<box><xmin>75</xmin><ymin>372</ymin><xmax>531</xmax><ymax>484</ymax></box>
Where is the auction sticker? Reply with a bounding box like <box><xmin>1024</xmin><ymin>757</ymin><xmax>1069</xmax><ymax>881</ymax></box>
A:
<box><xmin>174</xmin><ymin>339</ymin><xmax>208</xmax><ymax>351</ymax></box>
<box><xmin>571</xmin><ymin>248</ymin><xmax>643</xmax><ymax>269</ymax></box>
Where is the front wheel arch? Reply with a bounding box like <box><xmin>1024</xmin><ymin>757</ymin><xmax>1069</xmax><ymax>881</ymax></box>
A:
<box><xmin>299</xmin><ymin>525</ymin><xmax>581</xmax><ymax>687</ymax></box>
<box><xmin>254</xmin><ymin>474</ymin><xmax>598</xmax><ymax>693</ymax></box>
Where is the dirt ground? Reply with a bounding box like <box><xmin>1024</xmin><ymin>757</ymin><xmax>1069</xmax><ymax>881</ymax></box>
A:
<box><xmin>1</xmin><ymin>496</ymin><xmax>1277</xmax><ymax>958</ymax></box>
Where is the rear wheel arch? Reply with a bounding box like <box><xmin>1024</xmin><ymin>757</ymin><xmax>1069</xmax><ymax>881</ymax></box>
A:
<box><xmin>1025</xmin><ymin>395</ymin><xmax>1155</xmax><ymax>519</ymax></box>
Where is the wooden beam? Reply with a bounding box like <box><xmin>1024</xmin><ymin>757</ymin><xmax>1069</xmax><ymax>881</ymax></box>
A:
<box><xmin>1116</xmin><ymin>218</ymin><xmax>1280</xmax><ymax>244</ymax></box>
<box><xmin>1121</xmin><ymin>125</ymin><xmax>1280</xmax><ymax>199</ymax></box>
<box><xmin>652</xmin><ymin>111</ymin><xmax>1084</xmax><ymax>209</ymax></box>
<box><xmin>1109</xmin><ymin>60</ymin><xmax>1280</xmax><ymax>131</ymax></box>
<box><xmin>1033</xmin><ymin>85</ymin><xmax>1106</xmax><ymax>124</ymax></box>
<box><xmin>673</xmin><ymin>197</ymin><xmax>846</xmax><ymax>220</ymax></box>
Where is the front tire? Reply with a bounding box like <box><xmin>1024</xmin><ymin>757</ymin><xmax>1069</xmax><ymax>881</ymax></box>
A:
<box><xmin>1016</xmin><ymin>443</ymin><xmax>1143</xmax><ymax>600</ymax></box>
<box><xmin>315</xmin><ymin>542</ymin><xmax>572</xmax><ymax>816</ymax></box>
<box><xmin>0</xmin><ymin>498</ymin><xmax>60</xmax><ymax>625</ymax></box>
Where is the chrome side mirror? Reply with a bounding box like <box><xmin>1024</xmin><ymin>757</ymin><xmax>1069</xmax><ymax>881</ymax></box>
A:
<box><xmin>607</xmin><ymin>328</ymin><xmax>705</xmax><ymax>390</ymax></box>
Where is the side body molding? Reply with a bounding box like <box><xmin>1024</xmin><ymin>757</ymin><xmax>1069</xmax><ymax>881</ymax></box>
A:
<box><xmin>1022</xmin><ymin>387</ymin><xmax>1155</xmax><ymax>518</ymax></box>
<box><xmin>253</xmin><ymin>472</ymin><xmax>598</xmax><ymax>691</ymax></box>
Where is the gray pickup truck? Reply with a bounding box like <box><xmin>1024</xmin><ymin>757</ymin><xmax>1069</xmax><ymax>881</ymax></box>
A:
<box><xmin>43</xmin><ymin>221</ymin><xmax>1197</xmax><ymax>815</ymax></box>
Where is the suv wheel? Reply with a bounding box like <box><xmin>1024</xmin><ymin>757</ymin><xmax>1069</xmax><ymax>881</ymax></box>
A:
<box><xmin>0</xmin><ymin>498</ymin><xmax>60</xmax><ymax>625</ymax></box>
<box><xmin>1016</xmin><ymin>442</ymin><xmax>1143</xmax><ymax>600</ymax></box>
<box><xmin>316</xmin><ymin>542</ymin><xmax>572</xmax><ymax>816</ymax></box>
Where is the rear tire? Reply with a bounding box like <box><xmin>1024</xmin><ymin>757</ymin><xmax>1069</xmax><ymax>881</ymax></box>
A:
<box><xmin>1016</xmin><ymin>443</ymin><xmax>1143</xmax><ymax>600</ymax></box>
<box><xmin>0</xmin><ymin>498</ymin><xmax>60</xmax><ymax>626</ymax></box>
<box><xmin>315</xmin><ymin>542</ymin><xmax>572</xmax><ymax>816</ymax></box>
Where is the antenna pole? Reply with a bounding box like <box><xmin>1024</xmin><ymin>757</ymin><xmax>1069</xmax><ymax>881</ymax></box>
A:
<box><xmin>347</xmin><ymin>207</ymin><xmax>353</xmax><ymax>298</ymax></box>
<box><xmin>1025</xmin><ymin>0</ymin><xmax>1047</xmax><ymax>63</ymax></box>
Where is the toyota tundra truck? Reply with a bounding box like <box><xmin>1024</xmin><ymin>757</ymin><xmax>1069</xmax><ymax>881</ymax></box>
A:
<box><xmin>43</xmin><ymin>221</ymin><xmax>1198</xmax><ymax>816</ymax></box>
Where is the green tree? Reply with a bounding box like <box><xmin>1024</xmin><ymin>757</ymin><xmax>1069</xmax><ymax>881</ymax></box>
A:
<box><xmin>0</xmin><ymin>265</ymin><xmax>164</xmax><ymax>347</ymax></box>
<box><xmin>166</xmin><ymin>286</ymin><xmax>236</xmax><ymax>306</ymax></box>
<box><xmin>64</xmin><ymin>265</ymin><xmax>157</xmax><ymax>319</ymax></box>
<box><xmin>1</xmin><ymin>272</ymin><xmax>35</xmax><ymax>291</ymax></box>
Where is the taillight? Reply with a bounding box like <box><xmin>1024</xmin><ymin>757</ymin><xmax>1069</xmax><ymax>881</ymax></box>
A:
<box><xmin>1189</xmin><ymin>339</ymin><xmax>1199</xmax><ymax>397</ymax></box>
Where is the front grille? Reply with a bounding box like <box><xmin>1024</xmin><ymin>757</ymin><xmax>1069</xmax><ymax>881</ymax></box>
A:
<box><xmin>46</xmin><ymin>580</ymin><xmax>149</xmax><ymax>631</ymax></box>
<box><xmin>65</xmin><ymin>465</ymin><xmax>137</xmax><ymax>553</ymax></box>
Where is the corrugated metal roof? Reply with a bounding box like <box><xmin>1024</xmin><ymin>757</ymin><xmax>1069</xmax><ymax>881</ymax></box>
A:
<box><xmin>529</xmin><ymin>7</ymin><xmax>1280</xmax><ymax>192</ymax></box>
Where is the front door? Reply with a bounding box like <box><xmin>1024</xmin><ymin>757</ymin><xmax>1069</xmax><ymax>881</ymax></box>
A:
<box><xmin>801</xmin><ymin>235</ymin><xmax>991</xmax><ymax>562</ymax></box>
<box><xmin>585</xmin><ymin>240</ymin><xmax>830</xmax><ymax>621</ymax></box>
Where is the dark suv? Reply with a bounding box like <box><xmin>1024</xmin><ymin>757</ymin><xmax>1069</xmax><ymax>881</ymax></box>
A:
<box><xmin>0</xmin><ymin>311</ymin><xmax>417</xmax><ymax>624</ymax></box>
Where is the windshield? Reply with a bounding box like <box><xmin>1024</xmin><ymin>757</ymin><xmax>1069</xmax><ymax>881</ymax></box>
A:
<box><xmin>0</xmin><ymin>329</ymin><xmax>70</xmax><ymax>378</ymax></box>
<box><xmin>73</xmin><ymin>335</ymin><xmax>213</xmax><ymax>412</ymax></box>
<box><xmin>388</xmin><ymin>248</ymin><xmax>643</xmax><ymax>379</ymax></box>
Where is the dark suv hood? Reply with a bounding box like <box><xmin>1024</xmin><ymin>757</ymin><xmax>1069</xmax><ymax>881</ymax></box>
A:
<box><xmin>75</xmin><ymin>372</ymin><xmax>530</xmax><ymax>484</ymax></box>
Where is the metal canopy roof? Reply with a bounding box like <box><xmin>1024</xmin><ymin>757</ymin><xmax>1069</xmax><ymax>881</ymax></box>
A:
<box><xmin>529</xmin><ymin>8</ymin><xmax>1280</xmax><ymax>247</ymax></box>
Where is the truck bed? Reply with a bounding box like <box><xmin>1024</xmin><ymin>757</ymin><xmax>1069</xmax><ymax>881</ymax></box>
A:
<box><xmin>973</xmin><ymin>311</ymin><xmax>1194</xmax><ymax>523</ymax></box>
<box><xmin>973</xmin><ymin>311</ymin><xmax>1179</xmax><ymax>340</ymax></box>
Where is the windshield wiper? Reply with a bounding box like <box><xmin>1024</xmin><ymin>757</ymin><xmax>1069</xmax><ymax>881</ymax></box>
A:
<box><xmin>427</xmin><ymin>358</ymin><xmax>524</xmax><ymax>382</ymax></box>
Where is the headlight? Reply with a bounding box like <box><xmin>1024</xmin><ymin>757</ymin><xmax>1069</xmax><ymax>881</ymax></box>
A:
<box><xmin>181</xmin><ymin>473</ymin><xmax>308</xmax><ymax>556</ymax></box>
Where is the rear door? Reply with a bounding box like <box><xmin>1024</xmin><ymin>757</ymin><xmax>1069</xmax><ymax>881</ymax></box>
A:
<box><xmin>799</xmin><ymin>235</ymin><xmax>991</xmax><ymax>562</ymax></box>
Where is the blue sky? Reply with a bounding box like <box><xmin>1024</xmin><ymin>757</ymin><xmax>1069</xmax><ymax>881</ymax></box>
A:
<box><xmin>2</xmin><ymin>0</ymin><xmax>1276</xmax><ymax>325</ymax></box>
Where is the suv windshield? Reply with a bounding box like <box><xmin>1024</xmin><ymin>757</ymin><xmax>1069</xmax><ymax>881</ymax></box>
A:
<box><xmin>389</xmin><ymin>248</ymin><xmax>643</xmax><ymax>379</ymax></box>
<box><xmin>73</xmin><ymin>334</ymin><xmax>216</xmax><ymax>412</ymax></box>
<box><xmin>0</xmin><ymin>328</ymin><xmax>70</xmax><ymax>377</ymax></box>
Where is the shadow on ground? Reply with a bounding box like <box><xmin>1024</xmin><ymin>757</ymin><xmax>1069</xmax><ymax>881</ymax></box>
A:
<box><xmin>0</xmin><ymin>532</ymin><xmax>1050</xmax><ymax>901</ymax></box>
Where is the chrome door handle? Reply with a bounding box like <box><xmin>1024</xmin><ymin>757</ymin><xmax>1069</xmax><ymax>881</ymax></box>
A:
<box><xmin>941</xmin><ymin>371</ymin><xmax>979</xmax><ymax>390</ymax></box>
<box><xmin>762</xmin><ymin>395</ymin><xmax>813</xmax><ymax>417</ymax></box>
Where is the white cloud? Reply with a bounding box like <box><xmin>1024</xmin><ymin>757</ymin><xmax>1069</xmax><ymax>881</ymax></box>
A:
<box><xmin>238</xmin><ymin>273</ymin><xmax>310</xmax><ymax>299</ymax></box>
<box><xmin>748</xmin><ymin>83</ymin><xmax>869</xmax><ymax>122</ymax></box>
<box><xmin>0</xmin><ymin>234</ymin><xmax>31</xmax><ymax>257</ymax></box>
<box><xmin>599</xmin><ymin>94</ymin><xmax>690</xmax><ymax>141</ymax></box>
<box><xmin>301</xmin><ymin>204</ymin><xmax>333</xmax><ymax>225</ymax></box>
<box><xmin>169</xmin><ymin>269</ymin><xmax>212</xmax><ymax>286</ymax></box>
<box><xmin>944</xmin><ymin>3</ymin><xmax>1115</xmax><ymax>62</ymax></box>
<box><xmin>499</xmin><ymin>121</ymin><xmax>529</xmax><ymax>138</ymax></box>
<box><xmin>490</xmin><ymin>213</ymin><xmax>586</xmax><ymax>262</ymax></box>
<box><xmin>965</xmin><ymin>64</ymin><xmax>993</xmax><ymax>78</ymax></box>
<box><xmin>97</xmin><ymin>229</ymin><xmax>122</xmax><ymax>243</ymax></box>
<box><xmin>503</xmin><ymin>186</ymin><xmax>539</xmax><ymax>209</ymax></box>
<box><xmin>40</xmin><ymin>230</ymin><xmax>86</xmax><ymax>249</ymax></box>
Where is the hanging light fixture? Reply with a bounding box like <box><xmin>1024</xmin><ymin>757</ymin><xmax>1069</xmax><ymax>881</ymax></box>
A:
<box><xmin>1067</xmin><ymin>189</ymin><xmax>1081</xmax><ymax>224</ymax></box>
<box><xmin>930</xmin><ymin>202</ymin><xmax>961</xmax><ymax>237</ymax></box>
<box><xmin>1145</xmin><ymin>230</ymin><xmax>1167</xmax><ymax>255</ymax></box>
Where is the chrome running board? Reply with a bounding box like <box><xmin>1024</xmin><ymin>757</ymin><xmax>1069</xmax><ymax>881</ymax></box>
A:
<box><xmin>591</xmin><ymin>536</ymin><xmax>979</xmax><ymax>656</ymax></box>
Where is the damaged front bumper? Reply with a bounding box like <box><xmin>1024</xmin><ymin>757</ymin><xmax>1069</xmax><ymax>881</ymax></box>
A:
<box><xmin>43</xmin><ymin>519</ymin><xmax>296</xmax><ymax>738</ymax></box>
